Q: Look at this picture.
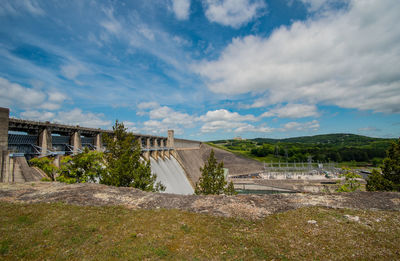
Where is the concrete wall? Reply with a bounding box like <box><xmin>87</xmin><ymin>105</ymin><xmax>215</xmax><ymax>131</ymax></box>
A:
<box><xmin>174</xmin><ymin>138</ymin><xmax>201</xmax><ymax>150</ymax></box>
<box><xmin>0</xmin><ymin>108</ymin><xmax>9</xmax><ymax>151</ymax></box>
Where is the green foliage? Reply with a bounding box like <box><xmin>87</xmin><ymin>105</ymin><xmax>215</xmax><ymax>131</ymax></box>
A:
<box><xmin>366</xmin><ymin>169</ymin><xmax>393</xmax><ymax>191</ymax></box>
<box><xmin>29</xmin><ymin>157</ymin><xmax>57</xmax><ymax>181</ymax></box>
<box><xmin>56</xmin><ymin>147</ymin><xmax>105</xmax><ymax>184</ymax></box>
<box><xmin>210</xmin><ymin>133</ymin><xmax>394</xmax><ymax>164</ymax></box>
<box><xmin>101</xmin><ymin>120</ymin><xmax>165</xmax><ymax>192</ymax></box>
<box><xmin>336</xmin><ymin>168</ymin><xmax>361</xmax><ymax>192</ymax></box>
<box><xmin>367</xmin><ymin>138</ymin><xmax>400</xmax><ymax>191</ymax></box>
<box><xmin>195</xmin><ymin>149</ymin><xmax>236</xmax><ymax>195</ymax></box>
<box><xmin>381</xmin><ymin>139</ymin><xmax>400</xmax><ymax>191</ymax></box>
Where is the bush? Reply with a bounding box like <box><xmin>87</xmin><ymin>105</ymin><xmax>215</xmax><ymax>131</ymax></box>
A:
<box><xmin>366</xmin><ymin>170</ymin><xmax>393</xmax><ymax>191</ymax></box>
<box><xmin>29</xmin><ymin>157</ymin><xmax>57</xmax><ymax>181</ymax></box>
<box><xmin>336</xmin><ymin>168</ymin><xmax>361</xmax><ymax>192</ymax></box>
<box><xmin>57</xmin><ymin>148</ymin><xmax>105</xmax><ymax>183</ymax></box>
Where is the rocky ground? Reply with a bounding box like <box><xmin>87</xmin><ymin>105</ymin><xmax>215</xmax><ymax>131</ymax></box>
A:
<box><xmin>1</xmin><ymin>182</ymin><xmax>399</xmax><ymax>220</ymax></box>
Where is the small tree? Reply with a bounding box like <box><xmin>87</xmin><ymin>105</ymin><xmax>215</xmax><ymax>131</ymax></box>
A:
<box><xmin>29</xmin><ymin>157</ymin><xmax>58</xmax><ymax>181</ymax></box>
<box><xmin>195</xmin><ymin>149</ymin><xmax>236</xmax><ymax>195</ymax></box>
<box><xmin>101</xmin><ymin>120</ymin><xmax>165</xmax><ymax>192</ymax></box>
<box><xmin>336</xmin><ymin>168</ymin><xmax>361</xmax><ymax>192</ymax></box>
<box><xmin>367</xmin><ymin>138</ymin><xmax>400</xmax><ymax>191</ymax></box>
<box><xmin>56</xmin><ymin>147</ymin><xmax>105</xmax><ymax>184</ymax></box>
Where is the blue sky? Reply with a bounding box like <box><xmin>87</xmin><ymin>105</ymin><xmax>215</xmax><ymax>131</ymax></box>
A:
<box><xmin>0</xmin><ymin>0</ymin><xmax>399</xmax><ymax>140</ymax></box>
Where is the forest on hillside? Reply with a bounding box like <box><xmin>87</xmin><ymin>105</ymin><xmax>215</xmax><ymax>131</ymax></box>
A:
<box><xmin>210</xmin><ymin>134</ymin><xmax>396</xmax><ymax>166</ymax></box>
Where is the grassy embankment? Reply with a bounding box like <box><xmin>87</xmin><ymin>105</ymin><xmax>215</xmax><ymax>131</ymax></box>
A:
<box><xmin>1</xmin><ymin>201</ymin><xmax>399</xmax><ymax>260</ymax></box>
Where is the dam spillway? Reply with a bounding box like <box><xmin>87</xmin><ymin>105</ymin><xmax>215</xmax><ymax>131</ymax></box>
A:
<box><xmin>150</xmin><ymin>156</ymin><xmax>194</xmax><ymax>195</ymax></box>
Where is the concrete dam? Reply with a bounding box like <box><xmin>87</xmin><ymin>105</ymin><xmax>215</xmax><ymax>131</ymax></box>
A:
<box><xmin>0</xmin><ymin>107</ymin><xmax>205</xmax><ymax>194</ymax></box>
<box><xmin>2</xmin><ymin>106</ymin><xmax>325</xmax><ymax>195</ymax></box>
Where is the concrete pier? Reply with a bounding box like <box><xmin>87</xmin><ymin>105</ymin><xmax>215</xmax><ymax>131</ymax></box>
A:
<box><xmin>95</xmin><ymin>133</ymin><xmax>102</xmax><ymax>151</ymax></box>
<box><xmin>38</xmin><ymin>128</ymin><xmax>52</xmax><ymax>156</ymax></box>
<box><xmin>0</xmin><ymin>108</ymin><xmax>9</xmax><ymax>182</ymax></box>
<box><xmin>70</xmin><ymin>131</ymin><xmax>82</xmax><ymax>154</ymax></box>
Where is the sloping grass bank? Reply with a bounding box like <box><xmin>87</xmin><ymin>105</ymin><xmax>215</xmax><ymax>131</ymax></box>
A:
<box><xmin>0</xmin><ymin>202</ymin><xmax>399</xmax><ymax>260</ymax></box>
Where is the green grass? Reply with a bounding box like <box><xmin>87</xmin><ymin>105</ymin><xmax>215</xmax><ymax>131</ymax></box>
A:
<box><xmin>0</xmin><ymin>201</ymin><xmax>399</xmax><ymax>260</ymax></box>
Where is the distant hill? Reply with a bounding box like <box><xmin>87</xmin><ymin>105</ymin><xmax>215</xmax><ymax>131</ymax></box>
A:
<box><xmin>209</xmin><ymin>134</ymin><xmax>397</xmax><ymax>164</ymax></box>
<box><xmin>212</xmin><ymin>134</ymin><xmax>395</xmax><ymax>146</ymax></box>
<box><xmin>253</xmin><ymin>134</ymin><xmax>395</xmax><ymax>146</ymax></box>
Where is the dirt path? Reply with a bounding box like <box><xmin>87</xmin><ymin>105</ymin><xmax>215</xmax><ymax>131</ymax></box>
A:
<box><xmin>1</xmin><ymin>182</ymin><xmax>399</xmax><ymax>220</ymax></box>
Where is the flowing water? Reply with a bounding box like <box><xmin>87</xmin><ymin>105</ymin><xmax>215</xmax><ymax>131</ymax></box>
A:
<box><xmin>150</xmin><ymin>156</ymin><xmax>194</xmax><ymax>195</ymax></box>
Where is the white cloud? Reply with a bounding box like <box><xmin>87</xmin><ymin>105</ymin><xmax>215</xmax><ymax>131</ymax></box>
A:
<box><xmin>123</xmin><ymin>121</ymin><xmax>140</xmax><ymax>133</ymax></box>
<box><xmin>138</xmin><ymin>104</ymin><xmax>195</xmax><ymax>135</ymax></box>
<box><xmin>171</xmin><ymin>0</ymin><xmax>191</xmax><ymax>20</ymax></box>
<box><xmin>203</xmin><ymin>0</ymin><xmax>266</xmax><ymax>28</ymax></box>
<box><xmin>137</xmin><ymin>102</ymin><xmax>159</xmax><ymax>110</ymax></box>
<box><xmin>281</xmin><ymin>120</ymin><xmax>320</xmax><ymax>131</ymax></box>
<box><xmin>0</xmin><ymin>77</ymin><xmax>68</xmax><ymax>111</ymax></box>
<box><xmin>261</xmin><ymin>104</ymin><xmax>319</xmax><ymax>118</ymax></box>
<box><xmin>199</xmin><ymin>109</ymin><xmax>269</xmax><ymax>133</ymax></box>
<box><xmin>195</xmin><ymin>0</ymin><xmax>400</xmax><ymax>113</ymax></box>
<box><xmin>18</xmin><ymin>108</ymin><xmax>111</xmax><ymax>128</ymax></box>
<box><xmin>199</xmin><ymin>109</ymin><xmax>257</xmax><ymax>122</ymax></box>
<box><xmin>0</xmin><ymin>77</ymin><xmax>46</xmax><ymax>108</ymax></box>
<box><xmin>55</xmin><ymin>109</ymin><xmax>111</xmax><ymax>128</ymax></box>
<box><xmin>48</xmin><ymin>92</ymin><xmax>67</xmax><ymax>103</ymax></box>
<box><xmin>20</xmin><ymin>110</ymin><xmax>55</xmax><ymax>122</ymax></box>
<box><xmin>60</xmin><ymin>62</ymin><xmax>88</xmax><ymax>81</ymax></box>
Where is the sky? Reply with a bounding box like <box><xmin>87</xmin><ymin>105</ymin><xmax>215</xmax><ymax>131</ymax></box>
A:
<box><xmin>0</xmin><ymin>0</ymin><xmax>399</xmax><ymax>141</ymax></box>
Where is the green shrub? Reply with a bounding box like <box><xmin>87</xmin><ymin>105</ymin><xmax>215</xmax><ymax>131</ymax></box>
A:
<box><xmin>29</xmin><ymin>157</ymin><xmax>57</xmax><ymax>181</ymax></box>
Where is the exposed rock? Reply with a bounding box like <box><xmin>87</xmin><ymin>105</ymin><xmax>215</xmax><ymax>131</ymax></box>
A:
<box><xmin>0</xmin><ymin>182</ymin><xmax>399</xmax><ymax>220</ymax></box>
<box><xmin>344</xmin><ymin>215</ymin><xmax>360</xmax><ymax>222</ymax></box>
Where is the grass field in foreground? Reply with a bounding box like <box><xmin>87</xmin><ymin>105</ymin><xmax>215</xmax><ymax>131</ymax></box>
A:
<box><xmin>0</xmin><ymin>202</ymin><xmax>399</xmax><ymax>260</ymax></box>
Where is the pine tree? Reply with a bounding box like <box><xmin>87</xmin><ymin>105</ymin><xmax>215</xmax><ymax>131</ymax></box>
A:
<box><xmin>381</xmin><ymin>138</ymin><xmax>400</xmax><ymax>191</ymax></box>
<box><xmin>367</xmin><ymin>138</ymin><xmax>400</xmax><ymax>191</ymax></box>
<box><xmin>101</xmin><ymin>120</ymin><xmax>165</xmax><ymax>192</ymax></box>
<box><xmin>195</xmin><ymin>149</ymin><xmax>236</xmax><ymax>195</ymax></box>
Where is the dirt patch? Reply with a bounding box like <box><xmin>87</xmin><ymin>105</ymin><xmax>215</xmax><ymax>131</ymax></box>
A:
<box><xmin>1</xmin><ymin>182</ymin><xmax>399</xmax><ymax>220</ymax></box>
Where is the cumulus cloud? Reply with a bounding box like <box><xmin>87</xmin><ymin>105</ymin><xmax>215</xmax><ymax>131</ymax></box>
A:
<box><xmin>261</xmin><ymin>104</ymin><xmax>319</xmax><ymax>118</ymax></box>
<box><xmin>20</xmin><ymin>110</ymin><xmax>55</xmax><ymax>122</ymax></box>
<box><xmin>171</xmin><ymin>0</ymin><xmax>191</xmax><ymax>20</ymax></box>
<box><xmin>0</xmin><ymin>77</ymin><xmax>68</xmax><ymax>111</ymax></box>
<box><xmin>137</xmin><ymin>104</ymin><xmax>195</xmax><ymax>135</ymax></box>
<box><xmin>195</xmin><ymin>0</ymin><xmax>400</xmax><ymax>113</ymax></box>
<box><xmin>18</xmin><ymin>108</ymin><xmax>111</xmax><ymax>128</ymax></box>
<box><xmin>199</xmin><ymin>109</ymin><xmax>257</xmax><ymax>122</ymax></box>
<box><xmin>199</xmin><ymin>108</ymin><xmax>271</xmax><ymax>133</ymax></box>
<box><xmin>203</xmin><ymin>0</ymin><xmax>266</xmax><ymax>28</ymax></box>
<box><xmin>0</xmin><ymin>77</ymin><xmax>48</xmax><ymax>109</ymax></box>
